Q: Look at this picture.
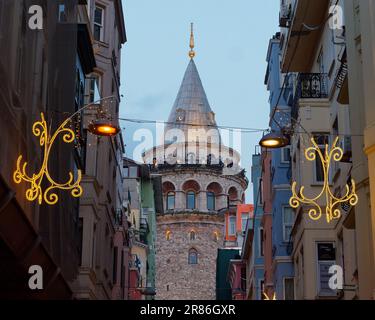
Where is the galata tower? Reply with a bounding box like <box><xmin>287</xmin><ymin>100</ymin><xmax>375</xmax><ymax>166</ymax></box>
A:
<box><xmin>143</xmin><ymin>25</ymin><xmax>248</xmax><ymax>300</ymax></box>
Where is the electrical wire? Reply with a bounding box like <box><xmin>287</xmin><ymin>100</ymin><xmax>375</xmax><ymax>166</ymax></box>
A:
<box><xmin>118</xmin><ymin>117</ymin><xmax>268</xmax><ymax>134</ymax></box>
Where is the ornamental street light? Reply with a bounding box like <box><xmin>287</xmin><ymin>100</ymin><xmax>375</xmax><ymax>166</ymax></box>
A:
<box><xmin>13</xmin><ymin>96</ymin><xmax>120</xmax><ymax>205</ymax></box>
<box><xmin>259</xmin><ymin>131</ymin><xmax>289</xmax><ymax>149</ymax></box>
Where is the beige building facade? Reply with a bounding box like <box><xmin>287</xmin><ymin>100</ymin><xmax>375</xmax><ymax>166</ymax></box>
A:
<box><xmin>344</xmin><ymin>0</ymin><xmax>375</xmax><ymax>299</ymax></box>
<box><xmin>279</xmin><ymin>0</ymin><xmax>359</xmax><ymax>299</ymax></box>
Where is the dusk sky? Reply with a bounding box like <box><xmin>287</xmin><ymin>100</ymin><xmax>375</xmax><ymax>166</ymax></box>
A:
<box><xmin>119</xmin><ymin>1</ymin><xmax>279</xmax><ymax>202</ymax></box>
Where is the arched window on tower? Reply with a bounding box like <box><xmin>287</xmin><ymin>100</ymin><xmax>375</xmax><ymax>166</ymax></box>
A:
<box><xmin>166</xmin><ymin>230</ymin><xmax>171</xmax><ymax>241</ymax></box>
<box><xmin>188</xmin><ymin>248</ymin><xmax>198</xmax><ymax>265</ymax></box>
<box><xmin>190</xmin><ymin>230</ymin><xmax>196</xmax><ymax>241</ymax></box>
<box><xmin>186</xmin><ymin>191</ymin><xmax>196</xmax><ymax>210</ymax></box>
<box><xmin>207</xmin><ymin>192</ymin><xmax>215</xmax><ymax>211</ymax></box>
<box><xmin>167</xmin><ymin>192</ymin><xmax>175</xmax><ymax>210</ymax></box>
<box><xmin>182</xmin><ymin>180</ymin><xmax>200</xmax><ymax>210</ymax></box>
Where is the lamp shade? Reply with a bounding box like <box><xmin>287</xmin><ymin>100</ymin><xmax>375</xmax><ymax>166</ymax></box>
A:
<box><xmin>259</xmin><ymin>131</ymin><xmax>289</xmax><ymax>149</ymax></box>
<box><xmin>88</xmin><ymin>119</ymin><xmax>120</xmax><ymax>137</ymax></box>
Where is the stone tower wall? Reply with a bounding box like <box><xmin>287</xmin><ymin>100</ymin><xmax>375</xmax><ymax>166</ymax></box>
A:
<box><xmin>155</xmin><ymin>214</ymin><xmax>224</xmax><ymax>300</ymax></box>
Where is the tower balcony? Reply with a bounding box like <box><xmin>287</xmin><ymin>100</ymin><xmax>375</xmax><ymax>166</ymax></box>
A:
<box><xmin>291</xmin><ymin>73</ymin><xmax>329</xmax><ymax>121</ymax></box>
<box><xmin>280</xmin><ymin>0</ymin><xmax>330</xmax><ymax>73</ymax></box>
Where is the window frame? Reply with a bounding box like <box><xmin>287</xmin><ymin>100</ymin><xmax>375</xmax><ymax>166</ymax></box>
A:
<box><xmin>166</xmin><ymin>192</ymin><xmax>175</xmax><ymax>210</ymax></box>
<box><xmin>94</xmin><ymin>5</ymin><xmax>105</xmax><ymax>42</ymax></box>
<box><xmin>258</xmin><ymin>178</ymin><xmax>263</xmax><ymax>206</ymax></box>
<box><xmin>282</xmin><ymin>206</ymin><xmax>294</xmax><ymax>242</ymax></box>
<box><xmin>186</xmin><ymin>191</ymin><xmax>196</xmax><ymax>210</ymax></box>
<box><xmin>259</xmin><ymin>279</ymin><xmax>265</xmax><ymax>300</ymax></box>
<box><xmin>241</xmin><ymin>214</ymin><xmax>248</xmax><ymax>233</ymax></box>
<box><xmin>228</xmin><ymin>215</ymin><xmax>236</xmax><ymax>236</ymax></box>
<box><xmin>207</xmin><ymin>191</ymin><xmax>215</xmax><ymax>211</ymax></box>
<box><xmin>283</xmin><ymin>277</ymin><xmax>295</xmax><ymax>300</ymax></box>
<box><xmin>188</xmin><ymin>249</ymin><xmax>198</xmax><ymax>265</ymax></box>
<box><xmin>281</xmin><ymin>146</ymin><xmax>291</xmax><ymax>164</ymax></box>
<box><xmin>312</xmin><ymin>133</ymin><xmax>330</xmax><ymax>184</ymax></box>
<box><xmin>316</xmin><ymin>242</ymin><xmax>337</xmax><ymax>297</ymax></box>
<box><xmin>189</xmin><ymin>231</ymin><xmax>196</xmax><ymax>241</ymax></box>
<box><xmin>259</xmin><ymin>227</ymin><xmax>264</xmax><ymax>257</ymax></box>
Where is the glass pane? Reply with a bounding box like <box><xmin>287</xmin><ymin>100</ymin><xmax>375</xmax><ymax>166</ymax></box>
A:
<box><xmin>284</xmin><ymin>278</ymin><xmax>294</xmax><ymax>300</ymax></box>
<box><xmin>283</xmin><ymin>207</ymin><xmax>294</xmax><ymax>223</ymax></box>
<box><xmin>94</xmin><ymin>7</ymin><xmax>102</xmax><ymax>24</ymax></box>
<box><xmin>317</xmin><ymin>243</ymin><xmax>336</xmax><ymax>260</ymax></box>
<box><xmin>167</xmin><ymin>193</ymin><xmax>175</xmax><ymax>210</ymax></box>
<box><xmin>315</xmin><ymin>149</ymin><xmax>325</xmax><ymax>182</ymax></box>
<box><xmin>284</xmin><ymin>226</ymin><xmax>292</xmax><ymax>241</ymax></box>
<box><xmin>94</xmin><ymin>25</ymin><xmax>101</xmax><ymax>41</ymax></box>
<box><xmin>229</xmin><ymin>216</ymin><xmax>236</xmax><ymax>235</ymax></box>
<box><xmin>189</xmin><ymin>251</ymin><xmax>197</xmax><ymax>264</ymax></box>
<box><xmin>242</xmin><ymin>216</ymin><xmax>247</xmax><ymax>232</ymax></box>
<box><xmin>283</xmin><ymin>147</ymin><xmax>291</xmax><ymax>162</ymax></box>
<box><xmin>129</xmin><ymin>166</ymin><xmax>138</xmax><ymax>178</ymax></box>
<box><xmin>207</xmin><ymin>192</ymin><xmax>215</xmax><ymax>210</ymax></box>
<box><xmin>187</xmin><ymin>192</ymin><xmax>195</xmax><ymax>209</ymax></box>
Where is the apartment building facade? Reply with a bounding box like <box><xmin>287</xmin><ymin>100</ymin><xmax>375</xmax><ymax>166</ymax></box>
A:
<box><xmin>71</xmin><ymin>0</ymin><xmax>127</xmax><ymax>300</ymax></box>
<box><xmin>265</xmin><ymin>33</ymin><xmax>295</xmax><ymax>300</ymax></box>
<box><xmin>243</xmin><ymin>151</ymin><xmax>265</xmax><ymax>300</ymax></box>
<box><xmin>278</xmin><ymin>0</ymin><xmax>357</xmax><ymax>299</ymax></box>
<box><xmin>343</xmin><ymin>0</ymin><xmax>375</xmax><ymax>299</ymax></box>
<box><xmin>0</xmin><ymin>0</ymin><xmax>118</xmax><ymax>298</ymax></box>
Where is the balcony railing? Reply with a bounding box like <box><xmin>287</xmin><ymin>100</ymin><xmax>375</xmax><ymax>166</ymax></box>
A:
<box><xmin>292</xmin><ymin>73</ymin><xmax>328</xmax><ymax>120</ymax></box>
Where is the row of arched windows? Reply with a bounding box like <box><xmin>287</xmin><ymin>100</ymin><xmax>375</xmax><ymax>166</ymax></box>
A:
<box><xmin>166</xmin><ymin>191</ymin><xmax>216</xmax><ymax>210</ymax></box>
<box><xmin>163</xmin><ymin>181</ymin><xmax>242</xmax><ymax>211</ymax></box>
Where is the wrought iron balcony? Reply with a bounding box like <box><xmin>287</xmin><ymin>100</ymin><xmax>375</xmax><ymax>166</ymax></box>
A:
<box><xmin>292</xmin><ymin>73</ymin><xmax>328</xmax><ymax>120</ymax></box>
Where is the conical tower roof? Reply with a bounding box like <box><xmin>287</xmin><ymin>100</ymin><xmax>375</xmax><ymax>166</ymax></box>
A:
<box><xmin>165</xmin><ymin>59</ymin><xmax>220</xmax><ymax>138</ymax></box>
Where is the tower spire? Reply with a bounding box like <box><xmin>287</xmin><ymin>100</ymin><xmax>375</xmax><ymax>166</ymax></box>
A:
<box><xmin>189</xmin><ymin>23</ymin><xmax>195</xmax><ymax>59</ymax></box>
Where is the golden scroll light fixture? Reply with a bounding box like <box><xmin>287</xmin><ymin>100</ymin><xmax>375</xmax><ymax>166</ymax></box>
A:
<box><xmin>289</xmin><ymin>136</ymin><xmax>358</xmax><ymax>223</ymax></box>
<box><xmin>13</xmin><ymin>96</ymin><xmax>120</xmax><ymax>205</ymax></box>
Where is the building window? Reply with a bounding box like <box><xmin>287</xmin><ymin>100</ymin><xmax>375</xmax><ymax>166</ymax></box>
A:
<box><xmin>281</xmin><ymin>146</ymin><xmax>291</xmax><ymax>163</ymax></box>
<box><xmin>241</xmin><ymin>214</ymin><xmax>248</xmax><ymax>233</ymax></box>
<box><xmin>113</xmin><ymin>246</ymin><xmax>118</xmax><ymax>284</ymax></box>
<box><xmin>259</xmin><ymin>228</ymin><xmax>264</xmax><ymax>257</ymax></box>
<box><xmin>213</xmin><ymin>231</ymin><xmax>219</xmax><ymax>242</ymax></box>
<box><xmin>228</xmin><ymin>216</ymin><xmax>236</xmax><ymax>236</ymax></box>
<box><xmin>207</xmin><ymin>192</ymin><xmax>215</xmax><ymax>211</ymax></box>
<box><xmin>313</xmin><ymin>134</ymin><xmax>329</xmax><ymax>183</ymax></box>
<box><xmin>58</xmin><ymin>4</ymin><xmax>67</xmax><ymax>22</ymax></box>
<box><xmin>166</xmin><ymin>192</ymin><xmax>175</xmax><ymax>210</ymax></box>
<box><xmin>186</xmin><ymin>191</ymin><xmax>196</xmax><ymax>210</ymax></box>
<box><xmin>166</xmin><ymin>230</ymin><xmax>171</xmax><ymax>241</ymax></box>
<box><xmin>284</xmin><ymin>278</ymin><xmax>295</xmax><ymax>300</ymax></box>
<box><xmin>258</xmin><ymin>178</ymin><xmax>263</xmax><ymax>206</ymax></box>
<box><xmin>260</xmin><ymin>280</ymin><xmax>265</xmax><ymax>300</ymax></box>
<box><xmin>317</xmin><ymin>242</ymin><xmax>336</xmax><ymax>296</ymax></box>
<box><xmin>128</xmin><ymin>166</ymin><xmax>138</xmax><ymax>178</ymax></box>
<box><xmin>189</xmin><ymin>231</ymin><xmax>196</xmax><ymax>241</ymax></box>
<box><xmin>188</xmin><ymin>249</ymin><xmax>198</xmax><ymax>265</ymax></box>
<box><xmin>94</xmin><ymin>6</ymin><xmax>104</xmax><ymax>41</ymax></box>
<box><xmin>283</xmin><ymin>207</ymin><xmax>294</xmax><ymax>242</ymax></box>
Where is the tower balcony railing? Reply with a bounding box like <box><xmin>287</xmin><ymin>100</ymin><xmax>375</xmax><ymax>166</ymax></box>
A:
<box><xmin>150</xmin><ymin>162</ymin><xmax>224</xmax><ymax>173</ymax></box>
<box><xmin>292</xmin><ymin>73</ymin><xmax>328</xmax><ymax>121</ymax></box>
